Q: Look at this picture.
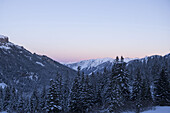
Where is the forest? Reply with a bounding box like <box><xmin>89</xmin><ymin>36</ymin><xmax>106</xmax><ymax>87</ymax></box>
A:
<box><xmin>0</xmin><ymin>56</ymin><xmax>169</xmax><ymax>113</ymax></box>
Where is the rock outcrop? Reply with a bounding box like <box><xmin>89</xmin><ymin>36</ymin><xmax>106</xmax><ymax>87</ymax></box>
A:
<box><xmin>0</xmin><ymin>35</ymin><xmax>9</xmax><ymax>43</ymax></box>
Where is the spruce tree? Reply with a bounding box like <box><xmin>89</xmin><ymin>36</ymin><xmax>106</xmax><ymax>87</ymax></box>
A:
<box><xmin>62</xmin><ymin>73</ymin><xmax>70</xmax><ymax>112</ymax></box>
<box><xmin>30</xmin><ymin>88</ymin><xmax>39</xmax><ymax>113</ymax></box>
<box><xmin>141</xmin><ymin>79</ymin><xmax>153</xmax><ymax>109</ymax></box>
<box><xmin>85</xmin><ymin>75</ymin><xmax>95</xmax><ymax>112</ymax></box>
<box><xmin>0</xmin><ymin>88</ymin><xmax>3</xmax><ymax>111</ymax></box>
<box><xmin>108</xmin><ymin>81</ymin><xmax>123</xmax><ymax>113</ymax></box>
<box><xmin>46</xmin><ymin>79</ymin><xmax>62</xmax><ymax>112</ymax></box>
<box><xmin>154</xmin><ymin>69</ymin><xmax>170</xmax><ymax>106</ymax></box>
<box><xmin>10</xmin><ymin>87</ymin><xmax>18</xmax><ymax>112</ymax></box>
<box><xmin>69</xmin><ymin>77</ymin><xmax>82</xmax><ymax>113</ymax></box>
<box><xmin>131</xmin><ymin>70</ymin><xmax>142</xmax><ymax>113</ymax></box>
<box><xmin>55</xmin><ymin>73</ymin><xmax>63</xmax><ymax>111</ymax></box>
<box><xmin>3</xmin><ymin>86</ymin><xmax>11</xmax><ymax>111</ymax></box>
<box><xmin>119</xmin><ymin>56</ymin><xmax>130</xmax><ymax>107</ymax></box>
<box><xmin>17</xmin><ymin>94</ymin><xmax>25</xmax><ymax>113</ymax></box>
<box><xmin>106</xmin><ymin>56</ymin><xmax>130</xmax><ymax>112</ymax></box>
<box><xmin>40</xmin><ymin>86</ymin><xmax>47</xmax><ymax>112</ymax></box>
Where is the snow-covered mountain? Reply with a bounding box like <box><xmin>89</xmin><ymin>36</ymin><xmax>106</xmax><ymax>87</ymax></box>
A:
<box><xmin>0</xmin><ymin>35</ymin><xmax>77</xmax><ymax>93</ymax></box>
<box><xmin>66</xmin><ymin>57</ymin><xmax>135</xmax><ymax>75</ymax></box>
<box><xmin>66</xmin><ymin>53</ymin><xmax>170</xmax><ymax>75</ymax></box>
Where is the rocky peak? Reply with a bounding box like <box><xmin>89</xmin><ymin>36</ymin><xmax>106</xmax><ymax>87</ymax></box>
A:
<box><xmin>0</xmin><ymin>35</ymin><xmax>9</xmax><ymax>43</ymax></box>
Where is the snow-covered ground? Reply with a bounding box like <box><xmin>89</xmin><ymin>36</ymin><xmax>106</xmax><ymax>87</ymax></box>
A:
<box><xmin>0</xmin><ymin>106</ymin><xmax>169</xmax><ymax>113</ymax></box>
<box><xmin>142</xmin><ymin>106</ymin><xmax>170</xmax><ymax>113</ymax></box>
<box><xmin>0</xmin><ymin>111</ymin><xmax>7</xmax><ymax>113</ymax></box>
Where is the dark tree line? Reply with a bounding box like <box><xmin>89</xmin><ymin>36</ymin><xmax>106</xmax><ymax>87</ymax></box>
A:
<box><xmin>0</xmin><ymin>56</ymin><xmax>169</xmax><ymax>113</ymax></box>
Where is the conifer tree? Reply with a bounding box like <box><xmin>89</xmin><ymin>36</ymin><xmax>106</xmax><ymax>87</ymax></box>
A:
<box><xmin>40</xmin><ymin>86</ymin><xmax>47</xmax><ymax>112</ymax></box>
<box><xmin>3</xmin><ymin>86</ymin><xmax>11</xmax><ymax>111</ymax></box>
<box><xmin>62</xmin><ymin>73</ymin><xmax>70</xmax><ymax>112</ymax></box>
<box><xmin>0</xmin><ymin>88</ymin><xmax>3</xmax><ymax>111</ymax></box>
<box><xmin>108</xmin><ymin>81</ymin><xmax>123</xmax><ymax>113</ymax></box>
<box><xmin>106</xmin><ymin>56</ymin><xmax>130</xmax><ymax>112</ymax></box>
<box><xmin>69</xmin><ymin>77</ymin><xmax>82</xmax><ymax>113</ymax></box>
<box><xmin>119</xmin><ymin>56</ymin><xmax>130</xmax><ymax>108</ymax></box>
<box><xmin>46</xmin><ymin>79</ymin><xmax>62</xmax><ymax>112</ymax></box>
<box><xmin>131</xmin><ymin>70</ymin><xmax>142</xmax><ymax>113</ymax></box>
<box><xmin>141</xmin><ymin>79</ymin><xmax>153</xmax><ymax>109</ymax></box>
<box><xmin>30</xmin><ymin>88</ymin><xmax>39</xmax><ymax>113</ymax></box>
<box><xmin>55</xmin><ymin>73</ymin><xmax>63</xmax><ymax>111</ymax></box>
<box><xmin>17</xmin><ymin>94</ymin><xmax>25</xmax><ymax>113</ymax></box>
<box><xmin>154</xmin><ymin>69</ymin><xmax>170</xmax><ymax>106</ymax></box>
<box><xmin>10</xmin><ymin>87</ymin><xmax>18</xmax><ymax>112</ymax></box>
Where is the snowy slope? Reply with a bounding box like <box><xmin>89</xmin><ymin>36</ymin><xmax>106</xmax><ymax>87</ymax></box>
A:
<box><xmin>142</xmin><ymin>106</ymin><xmax>170</xmax><ymax>113</ymax></box>
<box><xmin>0</xmin><ymin>35</ymin><xmax>77</xmax><ymax>93</ymax></box>
<box><xmin>66</xmin><ymin>58</ymin><xmax>115</xmax><ymax>71</ymax></box>
<box><xmin>66</xmin><ymin>57</ymin><xmax>135</xmax><ymax>74</ymax></box>
<box><xmin>66</xmin><ymin>57</ymin><xmax>134</xmax><ymax>70</ymax></box>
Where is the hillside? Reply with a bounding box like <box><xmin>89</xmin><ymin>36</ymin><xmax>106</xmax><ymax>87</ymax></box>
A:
<box><xmin>0</xmin><ymin>35</ymin><xmax>77</xmax><ymax>93</ymax></box>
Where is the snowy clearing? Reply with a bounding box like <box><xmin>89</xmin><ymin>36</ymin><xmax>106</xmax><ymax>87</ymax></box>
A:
<box><xmin>142</xmin><ymin>106</ymin><xmax>170</xmax><ymax>113</ymax></box>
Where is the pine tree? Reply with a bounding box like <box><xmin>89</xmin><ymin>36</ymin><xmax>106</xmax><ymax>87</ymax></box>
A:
<box><xmin>56</xmin><ymin>73</ymin><xmax>63</xmax><ymax>103</ymax></box>
<box><xmin>84</xmin><ymin>75</ymin><xmax>95</xmax><ymax>112</ymax></box>
<box><xmin>40</xmin><ymin>86</ymin><xmax>47</xmax><ymax>112</ymax></box>
<box><xmin>62</xmin><ymin>73</ymin><xmax>70</xmax><ymax>112</ymax></box>
<box><xmin>17</xmin><ymin>94</ymin><xmax>25</xmax><ymax>113</ymax></box>
<box><xmin>131</xmin><ymin>70</ymin><xmax>142</xmax><ymax>113</ymax></box>
<box><xmin>108</xmin><ymin>81</ymin><xmax>123</xmax><ymax>113</ymax></box>
<box><xmin>154</xmin><ymin>69</ymin><xmax>170</xmax><ymax>106</ymax></box>
<box><xmin>80</xmin><ymin>72</ymin><xmax>88</xmax><ymax>112</ymax></box>
<box><xmin>30</xmin><ymin>88</ymin><xmax>39</xmax><ymax>113</ymax></box>
<box><xmin>3</xmin><ymin>86</ymin><xmax>11</xmax><ymax>111</ymax></box>
<box><xmin>119</xmin><ymin>56</ymin><xmax>130</xmax><ymax>107</ymax></box>
<box><xmin>69</xmin><ymin>77</ymin><xmax>82</xmax><ymax>113</ymax></box>
<box><xmin>0</xmin><ymin>88</ymin><xmax>3</xmax><ymax>111</ymax></box>
<box><xmin>46</xmin><ymin>79</ymin><xmax>62</xmax><ymax>112</ymax></box>
<box><xmin>141</xmin><ymin>79</ymin><xmax>153</xmax><ymax>109</ymax></box>
<box><xmin>106</xmin><ymin>56</ymin><xmax>130</xmax><ymax>112</ymax></box>
<box><xmin>10</xmin><ymin>87</ymin><xmax>18</xmax><ymax>112</ymax></box>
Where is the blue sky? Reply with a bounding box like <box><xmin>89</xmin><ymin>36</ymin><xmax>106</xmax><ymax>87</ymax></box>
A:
<box><xmin>0</xmin><ymin>0</ymin><xmax>170</xmax><ymax>62</ymax></box>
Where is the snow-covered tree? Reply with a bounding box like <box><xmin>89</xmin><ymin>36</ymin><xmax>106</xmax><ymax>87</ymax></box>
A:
<box><xmin>154</xmin><ymin>69</ymin><xmax>170</xmax><ymax>106</ymax></box>
<box><xmin>141</xmin><ymin>79</ymin><xmax>153</xmax><ymax>109</ymax></box>
<box><xmin>46</xmin><ymin>79</ymin><xmax>62</xmax><ymax>112</ymax></box>
<box><xmin>106</xmin><ymin>56</ymin><xmax>130</xmax><ymax>112</ymax></box>
<box><xmin>40</xmin><ymin>86</ymin><xmax>47</xmax><ymax>112</ymax></box>
<box><xmin>30</xmin><ymin>88</ymin><xmax>39</xmax><ymax>113</ymax></box>
<box><xmin>17</xmin><ymin>94</ymin><xmax>25</xmax><ymax>113</ymax></box>
<box><xmin>0</xmin><ymin>88</ymin><xmax>3</xmax><ymax>111</ymax></box>
<box><xmin>3</xmin><ymin>86</ymin><xmax>11</xmax><ymax>111</ymax></box>
<box><xmin>62</xmin><ymin>73</ymin><xmax>70</xmax><ymax>112</ymax></box>
<box><xmin>69</xmin><ymin>77</ymin><xmax>82</xmax><ymax>113</ymax></box>
<box><xmin>131</xmin><ymin>70</ymin><xmax>142</xmax><ymax>113</ymax></box>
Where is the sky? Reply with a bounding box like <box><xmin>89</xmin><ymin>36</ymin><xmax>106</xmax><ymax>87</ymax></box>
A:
<box><xmin>0</xmin><ymin>0</ymin><xmax>170</xmax><ymax>63</ymax></box>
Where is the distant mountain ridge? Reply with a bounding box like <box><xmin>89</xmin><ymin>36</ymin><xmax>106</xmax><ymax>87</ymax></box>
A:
<box><xmin>66</xmin><ymin>54</ymin><xmax>170</xmax><ymax>75</ymax></box>
<box><xmin>66</xmin><ymin>57</ymin><xmax>136</xmax><ymax>74</ymax></box>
